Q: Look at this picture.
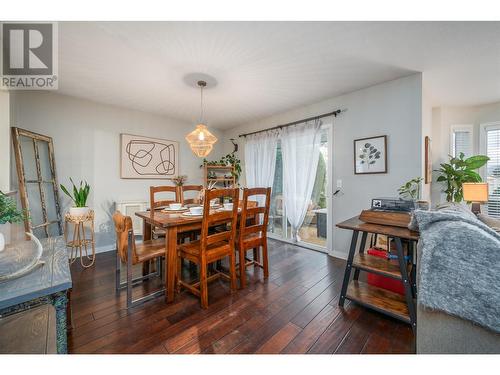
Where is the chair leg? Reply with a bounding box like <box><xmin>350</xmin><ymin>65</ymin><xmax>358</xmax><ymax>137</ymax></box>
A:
<box><xmin>115</xmin><ymin>245</ymin><xmax>121</xmax><ymax>294</ymax></box>
<box><xmin>262</xmin><ymin>240</ymin><xmax>269</xmax><ymax>279</ymax></box>
<box><xmin>229</xmin><ymin>251</ymin><xmax>237</xmax><ymax>291</ymax></box>
<box><xmin>126</xmin><ymin>231</ymin><xmax>133</xmax><ymax>309</ymax></box>
<box><xmin>200</xmin><ymin>259</ymin><xmax>209</xmax><ymax>309</ymax></box>
<box><xmin>239</xmin><ymin>246</ymin><xmax>247</xmax><ymax>289</ymax></box>
<box><xmin>177</xmin><ymin>255</ymin><xmax>182</xmax><ymax>293</ymax></box>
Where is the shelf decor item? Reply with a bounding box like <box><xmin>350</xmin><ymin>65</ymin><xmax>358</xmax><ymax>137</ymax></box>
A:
<box><xmin>60</xmin><ymin>178</ymin><xmax>91</xmax><ymax>217</ymax></box>
<box><xmin>354</xmin><ymin>135</ymin><xmax>387</xmax><ymax>174</ymax></box>
<box><xmin>185</xmin><ymin>81</ymin><xmax>218</xmax><ymax>157</ymax></box>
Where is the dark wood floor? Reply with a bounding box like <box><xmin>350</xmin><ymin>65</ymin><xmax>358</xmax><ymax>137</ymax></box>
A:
<box><xmin>68</xmin><ymin>239</ymin><xmax>415</xmax><ymax>354</ymax></box>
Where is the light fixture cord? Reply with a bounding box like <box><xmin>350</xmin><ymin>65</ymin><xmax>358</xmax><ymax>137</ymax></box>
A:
<box><xmin>199</xmin><ymin>84</ymin><xmax>204</xmax><ymax>123</ymax></box>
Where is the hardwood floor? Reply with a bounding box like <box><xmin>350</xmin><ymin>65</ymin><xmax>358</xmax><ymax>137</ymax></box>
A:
<box><xmin>68</xmin><ymin>239</ymin><xmax>415</xmax><ymax>354</ymax></box>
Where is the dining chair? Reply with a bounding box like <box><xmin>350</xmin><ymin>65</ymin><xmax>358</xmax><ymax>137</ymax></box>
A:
<box><xmin>180</xmin><ymin>184</ymin><xmax>203</xmax><ymax>205</ymax></box>
<box><xmin>149</xmin><ymin>185</ymin><xmax>180</xmax><ymax>238</ymax></box>
<box><xmin>177</xmin><ymin>188</ymin><xmax>239</xmax><ymax>308</ymax></box>
<box><xmin>112</xmin><ymin>211</ymin><xmax>165</xmax><ymax>309</ymax></box>
<box><xmin>236</xmin><ymin>187</ymin><xmax>271</xmax><ymax>289</ymax></box>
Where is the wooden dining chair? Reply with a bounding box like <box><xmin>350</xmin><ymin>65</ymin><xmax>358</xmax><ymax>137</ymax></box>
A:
<box><xmin>180</xmin><ymin>185</ymin><xmax>203</xmax><ymax>205</ymax></box>
<box><xmin>149</xmin><ymin>185</ymin><xmax>180</xmax><ymax>238</ymax></box>
<box><xmin>113</xmin><ymin>211</ymin><xmax>165</xmax><ymax>308</ymax></box>
<box><xmin>177</xmin><ymin>188</ymin><xmax>239</xmax><ymax>308</ymax></box>
<box><xmin>236</xmin><ymin>187</ymin><xmax>271</xmax><ymax>289</ymax></box>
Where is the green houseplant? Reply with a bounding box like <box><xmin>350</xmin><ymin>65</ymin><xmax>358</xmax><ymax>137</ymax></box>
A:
<box><xmin>60</xmin><ymin>178</ymin><xmax>91</xmax><ymax>216</ymax></box>
<box><xmin>435</xmin><ymin>153</ymin><xmax>489</xmax><ymax>202</ymax></box>
<box><xmin>398</xmin><ymin>177</ymin><xmax>423</xmax><ymax>200</ymax></box>
<box><xmin>0</xmin><ymin>191</ymin><xmax>26</xmax><ymax>251</ymax></box>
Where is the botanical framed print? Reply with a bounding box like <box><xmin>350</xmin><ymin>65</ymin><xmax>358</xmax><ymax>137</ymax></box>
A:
<box><xmin>120</xmin><ymin>133</ymin><xmax>179</xmax><ymax>179</ymax></box>
<box><xmin>424</xmin><ymin>136</ymin><xmax>432</xmax><ymax>184</ymax></box>
<box><xmin>354</xmin><ymin>135</ymin><xmax>387</xmax><ymax>174</ymax></box>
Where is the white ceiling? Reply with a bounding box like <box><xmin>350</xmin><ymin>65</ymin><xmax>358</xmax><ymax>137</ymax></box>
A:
<box><xmin>58</xmin><ymin>21</ymin><xmax>500</xmax><ymax>129</ymax></box>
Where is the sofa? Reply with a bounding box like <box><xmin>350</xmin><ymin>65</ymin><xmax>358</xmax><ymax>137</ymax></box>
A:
<box><xmin>413</xmin><ymin>206</ymin><xmax>500</xmax><ymax>354</ymax></box>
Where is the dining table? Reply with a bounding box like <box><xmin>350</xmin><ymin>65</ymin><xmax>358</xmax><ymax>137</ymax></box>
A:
<box><xmin>135</xmin><ymin>202</ymin><xmax>257</xmax><ymax>303</ymax></box>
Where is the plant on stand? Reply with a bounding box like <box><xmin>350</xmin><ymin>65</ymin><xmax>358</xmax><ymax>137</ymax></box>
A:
<box><xmin>60</xmin><ymin>178</ymin><xmax>91</xmax><ymax>217</ymax></box>
<box><xmin>0</xmin><ymin>191</ymin><xmax>26</xmax><ymax>252</ymax></box>
<box><xmin>435</xmin><ymin>153</ymin><xmax>489</xmax><ymax>202</ymax></box>
<box><xmin>201</xmin><ymin>152</ymin><xmax>242</xmax><ymax>184</ymax></box>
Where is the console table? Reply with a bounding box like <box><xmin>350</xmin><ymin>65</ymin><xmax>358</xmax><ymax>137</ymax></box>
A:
<box><xmin>0</xmin><ymin>236</ymin><xmax>72</xmax><ymax>353</ymax></box>
<box><xmin>336</xmin><ymin>216</ymin><xmax>419</xmax><ymax>331</ymax></box>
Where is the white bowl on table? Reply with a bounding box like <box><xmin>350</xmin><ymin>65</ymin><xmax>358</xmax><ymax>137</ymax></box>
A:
<box><xmin>223</xmin><ymin>203</ymin><xmax>233</xmax><ymax>211</ymax></box>
<box><xmin>189</xmin><ymin>206</ymin><xmax>203</xmax><ymax>215</ymax></box>
<box><xmin>169</xmin><ymin>203</ymin><xmax>182</xmax><ymax>210</ymax></box>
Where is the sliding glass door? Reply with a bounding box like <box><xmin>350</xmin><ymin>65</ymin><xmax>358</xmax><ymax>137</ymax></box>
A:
<box><xmin>268</xmin><ymin>124</ymin><xmax>332</xmax><ymax>252</ymax></box>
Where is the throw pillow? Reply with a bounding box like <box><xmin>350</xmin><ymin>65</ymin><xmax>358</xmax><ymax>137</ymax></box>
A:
<box><xmin>477</xmin><ymin>213</ymin><xmax>500</xmax><ymax>233</ymax></box>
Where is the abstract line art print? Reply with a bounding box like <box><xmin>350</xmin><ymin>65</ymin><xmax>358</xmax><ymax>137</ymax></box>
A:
<box><xmin>120</xmin><ymin>134</ymin><xmax>179</xmax><ymax>179</ymax></box>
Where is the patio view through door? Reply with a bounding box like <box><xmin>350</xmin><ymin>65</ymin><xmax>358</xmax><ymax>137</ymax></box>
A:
<box><xmin>268</xmin><ymin>124</ymin><xmax>332</xmax><ymax>252</ymax></box>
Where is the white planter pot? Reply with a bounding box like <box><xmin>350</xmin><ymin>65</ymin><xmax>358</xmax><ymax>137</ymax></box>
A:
<box><xmin>69</xmin><ymin>207</ymin><xmax>90</xmax><ymax>217</ymax></box>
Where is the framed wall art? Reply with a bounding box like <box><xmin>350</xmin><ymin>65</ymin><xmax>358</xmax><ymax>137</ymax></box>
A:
<box><xmin>120</xmin><ymin>133</ymin><xmax>179</xmax><ymax>179</ymax></box>
<box><xmin>425</xmin><ymin>136</ymin><xmax>432</xmax><ymax>184</ymax></box>
<box><xmin>354</xmin><ymin>135</ymin><xmax>387</xmax><ymax>174</ymax></box>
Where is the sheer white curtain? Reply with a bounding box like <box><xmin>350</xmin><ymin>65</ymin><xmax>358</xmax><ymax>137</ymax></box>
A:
<box><xmin>281</xmin><ymin>120</ymin><xmax>321</xmax><ymax>241</ymax></box>
<box><xmin>244</xmin><ymin>130</ymin><xmax>279</xmax><ymax>197</ymax></box>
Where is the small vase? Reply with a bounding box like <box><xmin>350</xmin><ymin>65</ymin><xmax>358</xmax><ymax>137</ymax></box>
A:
<box><xmin>69</xmin><ymin>207</ymin><xmax>90</xmax><ymax>217</ymax></box>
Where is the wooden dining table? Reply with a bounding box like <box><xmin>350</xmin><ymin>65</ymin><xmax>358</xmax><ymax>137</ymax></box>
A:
<box><xmin>135</xmin><ymin>203</ymin><xmax>257</xmax><ymax>303</ymax></box>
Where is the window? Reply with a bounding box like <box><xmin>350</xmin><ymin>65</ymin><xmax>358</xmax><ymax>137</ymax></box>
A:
<box><xmin>451</xmin><ymin>125</ymin><xmax>473</xmax><ymax>158</ymax></box>
<box><xmin>481</xmin><ymin>123</ymin><xmax>500</xmax><ymax>217</ymax></box>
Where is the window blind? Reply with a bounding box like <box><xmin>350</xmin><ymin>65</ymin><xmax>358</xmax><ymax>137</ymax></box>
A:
<box><xmin>486</xmin><ymin>128</ymin><xmax>500</xmax><ymax>217</ymax></box>
<box><xmin>452</xmin><ymin>130</ymin><xmax>472</xmax><ymax>158</ymax></box>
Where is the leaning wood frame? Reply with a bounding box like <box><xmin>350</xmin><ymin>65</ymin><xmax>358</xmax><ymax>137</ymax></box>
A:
<box><xmin>11</xmin><ymin>127</ymin><xmax>63</xmax><ymax>238</ymax></box>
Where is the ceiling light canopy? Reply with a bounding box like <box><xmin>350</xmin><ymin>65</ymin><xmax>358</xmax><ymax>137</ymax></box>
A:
<box><xmin>185</xmin><ymin>80</ymin><xmax>218</xmax><ymax>157</ymax></box>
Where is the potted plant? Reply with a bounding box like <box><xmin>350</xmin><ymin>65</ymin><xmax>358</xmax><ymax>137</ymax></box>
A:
<box><xmin>435</xmin><ymin>153</ymin><xmax>489</xmax><ymax>202</ymax></box>
<box><xmin>0</xmin><ymin>191</ymin><xmax>25</xmax><ymax>252</ymax></box>
<box><xmin>398</xmin><ymin>177</ymin><xmax>428</xmax><ymax>209</ymax></box>
<box><xmin>60</xmin><ymin>178</ymin><xmax>91</xmax><ymax>217</ymax></box>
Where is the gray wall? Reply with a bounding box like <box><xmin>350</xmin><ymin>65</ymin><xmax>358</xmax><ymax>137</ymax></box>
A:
<box><xmin>223</xmin><ymin>74</ymin><xmax>424</xmax><ymax>259</ymax></box>
<box><xmin>9</xmin><ymin>91</ymin><xmax>225</xmax><ymax>250</ymax></box>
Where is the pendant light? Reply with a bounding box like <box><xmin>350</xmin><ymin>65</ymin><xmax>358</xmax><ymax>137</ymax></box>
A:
<box><xmin>185</xmin><ymin>80</ymin><xmax>217</xmax><ymax>157</ymax></box>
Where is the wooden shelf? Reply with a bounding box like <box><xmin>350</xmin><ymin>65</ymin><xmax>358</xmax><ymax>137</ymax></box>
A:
<box><xmin>205</xmin><ymin>165</ymin><xmax>233</xmax><ymax>169</ymax></box>
<box><xmin>207</xmin><ymin>178</ymin><xmax>234</xmax><ymax>181</ymax></box>
<box><xmin>346</xmin><ymin>281</ymin><xmax>410</xmax><ymax>323</ymax></box>
<box><xmin>352</xmin><ymin>253</ymin><xmax>406</xmax><ymax>280</ymax></box>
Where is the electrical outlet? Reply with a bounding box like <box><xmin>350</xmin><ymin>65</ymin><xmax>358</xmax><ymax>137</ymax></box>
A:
<box><xmin>336</xmin><ymin>179</ymin><xmax>342</xmax><ymax>188</ymax></box>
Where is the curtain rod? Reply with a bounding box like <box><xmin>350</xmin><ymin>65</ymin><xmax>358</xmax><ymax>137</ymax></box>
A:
<box><xmin>238</xmin><ymin>108</ymin><xmax>346</xmax><ymax>138</ymax></box>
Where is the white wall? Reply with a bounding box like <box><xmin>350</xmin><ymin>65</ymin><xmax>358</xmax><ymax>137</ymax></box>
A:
<box><xmin>431</xmin><ymin>101</ymin><xmax>500</xmax><ymax>204</ymax></box>
<box><xmin>224</xmin><ymin>74</ymin><xmax>424</xmax><ymax>259</ymax></box>
<box><xmin>9</xmin><ymin>91</ymin><xmax>224</xmax><ymax>250</ymax></box>
<box><xmin>0</xmin><ymin>91</ymin><xmax>10</xmax><ymax>192</ymax></box>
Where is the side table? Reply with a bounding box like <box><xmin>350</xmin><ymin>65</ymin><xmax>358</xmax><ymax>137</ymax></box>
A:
<box><xmin>64</xmin><ymin>210</ymin><xmax>96</xmax><ymax>268</ymax></box>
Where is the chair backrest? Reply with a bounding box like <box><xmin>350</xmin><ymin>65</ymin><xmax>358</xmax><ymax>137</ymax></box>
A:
<box><xmin>200</xmin><ymin>188</ymin><xmax>239</xmax><ymax>251</ymax></box>
<box><xmin>150</xmin><ymin>185</ymin><xmax>179</xmax><ymax>210</ymax></box>
<box><xmin>181</xmin><ymin>185</ymin><xmax>203</xmax><ymax>205</ymax></box>
<box><xmin>239</xmin><ymin>187</ymin><xmax>271</xmax><ymax>240</ymax></box>
<box><xmin>112</xmin><ymin>211</ymin><xmax>135</xmax><ymax>263</ymax></box>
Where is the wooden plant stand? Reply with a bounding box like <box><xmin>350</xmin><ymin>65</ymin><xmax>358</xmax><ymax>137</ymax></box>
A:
<box><xmin>336</xmin><ymin>216</ymin><xmax>419</xmax><ymax>331</ymax></box>
<box><xmin>64</xmin><ymin>210</ymin><xmax>96</xmax><ymax>268</ymax></box>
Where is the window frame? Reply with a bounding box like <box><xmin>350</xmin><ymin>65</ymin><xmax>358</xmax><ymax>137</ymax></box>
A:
<box><xmin>479</xmin><ymin>121</ymin><xmax>500</xmax><ymax>217</ymax></box>
<box><xmin>450</xmin><ymin>124</ymin><xmax>474</xmax><ymax>158</ymax></box>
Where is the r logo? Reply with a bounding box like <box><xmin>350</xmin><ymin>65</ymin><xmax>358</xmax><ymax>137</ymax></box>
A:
<box><xmin>2</xmin><ymin>23</ymin><xmax>53</xmax><ymax>75</ymax></box>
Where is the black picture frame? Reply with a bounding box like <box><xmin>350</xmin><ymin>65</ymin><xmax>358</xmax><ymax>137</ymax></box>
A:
<box><xmin>354</xmin><ymin>135</ymin><xmax>388</xmax><ymax>175</ymax></box>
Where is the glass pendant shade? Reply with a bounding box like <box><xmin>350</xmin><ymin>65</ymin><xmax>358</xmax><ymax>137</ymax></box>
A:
<box><xmin>185</xmin><ymin>123</ymin><xmax>218</xmax><ymax>157</ymax></box>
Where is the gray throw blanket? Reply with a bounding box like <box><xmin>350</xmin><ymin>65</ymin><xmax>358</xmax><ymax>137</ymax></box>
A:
<box><xmin>415</xmin><ymin>209</ymin><xmax>500</xmax><ymax>333</ymax></box>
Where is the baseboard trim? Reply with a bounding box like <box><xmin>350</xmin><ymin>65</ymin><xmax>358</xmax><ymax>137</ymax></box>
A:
<box><xmin>330</xmin><ymin>250</ymin><xmax>347</xmax><ymax>260</ymax></box>
<box><xmin>66</xmin><ymin>243</ymin><xmax>115</xmax><ymax>260</ymax></box>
